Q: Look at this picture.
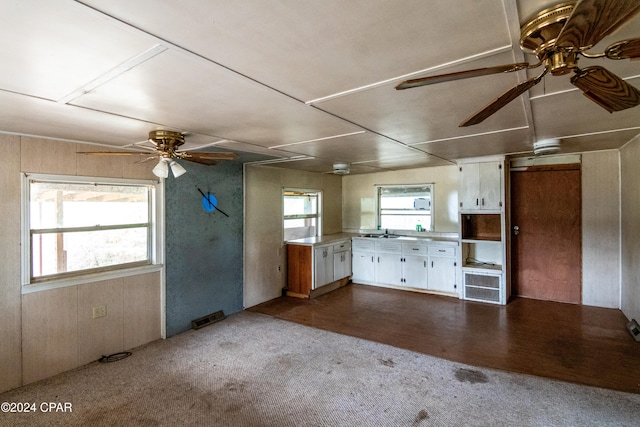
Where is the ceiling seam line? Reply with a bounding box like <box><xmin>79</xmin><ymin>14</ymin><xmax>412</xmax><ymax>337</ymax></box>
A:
<box><xmin>307</xmin><ymin>105</ymin><xmax>455</xmax><ymax>165</ymax></box>
<box><xmin>305</xmin><ymin>45</ymin><xmax>515</xmax><ymax>105</ymax></box>
<box><xmin>73</xmin><ymin>0</ymin><xmax>309</xmax><ymax>106</ymax></box>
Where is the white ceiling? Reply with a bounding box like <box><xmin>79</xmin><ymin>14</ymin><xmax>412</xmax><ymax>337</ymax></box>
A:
<box><xmin>1</xmin><ymin>0</ymin><xmax>639</xmax><ymax>174</ymax></box>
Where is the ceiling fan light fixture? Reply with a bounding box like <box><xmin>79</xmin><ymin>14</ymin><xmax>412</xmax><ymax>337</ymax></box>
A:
<box><xmin>533</xmin><ymin>138</ymin><xmax>562</xmax><ymax>156</ymax></box>
<box><xmin>169</xmin><ymin>160</ymin><xmax>187</xmax><ymax>178</ymax></box>
<box><xmin>152</xmin><ymin>158</ymin><xmax>170</xmax><ymax>178</ymax></box>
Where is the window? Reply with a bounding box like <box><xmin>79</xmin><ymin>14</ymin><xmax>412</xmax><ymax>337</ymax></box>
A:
<box><xmin>23</xmin><ymin>174</ymin><xmax>159</xmax><ymax>284</ymax></box>
<box><xmin>377</xmin><ymin>184</ymin><xmax>434</xmax><ymax>231</ymax></box>
<box><xmin>283</xmin><ymin>189</ymin><xmax>321</xmax><ymax>241</ymax></box>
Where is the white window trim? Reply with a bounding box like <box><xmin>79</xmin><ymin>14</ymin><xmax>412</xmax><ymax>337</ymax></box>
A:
<box><xmin>282</xmin><ymin>188</ymin><xmax>322</xmax><ymax>242</ymax></box>
<box><xmin>21</xmin><ymin>173</ymin><xmax>165</xmax><ymax>294</ymax></box>
<box><xmin>375</xmin><ymin>183</ymin><xmax>435</xmax><ymax>231</ymax></box>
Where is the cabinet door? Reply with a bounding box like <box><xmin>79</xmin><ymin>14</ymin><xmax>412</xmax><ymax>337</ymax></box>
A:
<box><xmin>352</xmin><ymin>251</ymin><xmax>375</xmax><ymax>283</ymax></box>
<box><xmin>459</xmin><ymin>163</ymin><xmax>480</xmax><ymax>210</ymax></box>
<box><xmin>333</xmin><ymin>250</ymin><xmax>352</xmax><ymax>281</ymax></box>
<box><xmin>403</xmin><ymin>255</ymin><xmax>428</xmax><ymax>289</ymax></box>
<box><xmin>314</xmin><ymin>246</ymin><xmax>334</xmax><ymax>288</ymax></box>
<box><xmin>479</xmin><ymin>162</ymin><xmax>502</xmax><ymax>210</ymax></box>
<box><xmin>428</xmin><ymin>257</ymin><xmax>457</xmax><ymax>292</ymax></box>
<box><xmin>375</xmin><ymin>253</ymin><xmax>402</xmax><ymax>286</ymax></box>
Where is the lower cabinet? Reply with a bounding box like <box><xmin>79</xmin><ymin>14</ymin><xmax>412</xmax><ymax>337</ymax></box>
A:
<box><xmin>287</xmin><ymin>238</ymin><xmax>352</xmax><ymax>298</ymax></box>
<box><xmin>314</xmin><ymin>245</ymin><xmax>334</xmax><ymax>288</ymax></box>
<box><xmin>351</xmin><ymin>238</ymin><xmax>458</xmax><ymax>296</ymax></box>
<box><xmin>375</xmin><ymin>252</ymin><xmax>403</xmax><ymax>286</ymax></box>
<box><xmin>333</xmin><ymin>248</ymin><xmax>351</xmax><ymax>281</ymax></box>
<box><xmin>403</xmin><ymin>255</ymin><xmax>428</xmax><ymax>289</ymax></box>
<box><xmin>427</xmin><ymin>246</ymin><xmax>457</xmax><ymax>293</ymax></box>
<box><xmin>352</xmin><ymin>251</ymin><xmax>375</xmax><ymax>283</ymax></box>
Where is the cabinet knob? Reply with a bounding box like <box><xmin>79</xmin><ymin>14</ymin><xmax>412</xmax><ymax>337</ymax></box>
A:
<box><xmin>513</xmin><ymin>225</ymin><xmax>520</xmax><ymax>236</ymax></box>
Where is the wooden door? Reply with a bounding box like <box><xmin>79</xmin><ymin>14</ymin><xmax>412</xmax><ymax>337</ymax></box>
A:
<box><xmin>510</xmin><ymin>165</ymin><xmax>582</xmax><ymax>303</ymax></box>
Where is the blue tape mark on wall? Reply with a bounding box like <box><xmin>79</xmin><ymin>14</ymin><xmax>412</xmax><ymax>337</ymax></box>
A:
<box><xmin>164</xmin><ymin>160</ymin><xmax>243</xmax><ymax>337</ymax></box>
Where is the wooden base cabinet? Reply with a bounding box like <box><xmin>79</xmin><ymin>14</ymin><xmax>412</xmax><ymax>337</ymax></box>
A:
<box><xmin>287</xmin><ymin>238</ymin><xmax>352</xmax><ymax>298</ymax></box>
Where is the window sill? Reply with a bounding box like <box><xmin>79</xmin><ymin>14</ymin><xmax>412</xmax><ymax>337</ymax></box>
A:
<box><xmin>22</xmin><ymin>264</ymin><xmax>164</xmax><ymax>294</ymax></box>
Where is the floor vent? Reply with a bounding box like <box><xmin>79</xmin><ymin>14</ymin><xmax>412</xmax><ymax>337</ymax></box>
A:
<box><xmin>191</xmin><ymin>310</ymin><xmax>226</xmax><ymax>330</ymax></box>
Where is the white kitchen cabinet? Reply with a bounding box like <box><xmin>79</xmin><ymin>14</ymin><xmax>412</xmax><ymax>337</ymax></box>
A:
<box><xmin>427</xmin><ymin>245</ymin><xmax>457</xmax><ymax>293</ymax></box>
<box><xmin>403</xmin><ymin>254</ymin><xmax>428</xmax><ymax>289</ymax></box>
<box><xmin>314</xmin><ymin>245</ymin><xmax>334</xmax><ymax>288</ymax></box>
<box><xmin>352</xmin><ymin>238</ymin><xmax>375</xmax><ymax>284</ymax></box>
<box><xmin>333</xmin><ymin>241</ymin><xmax>352</xmax><ymax>281</ymax></box>
<box><xmin>352</xmin><ymin>251</ymin><xmax>375</xmax><ymax>283</ymax></box>
<box><xmin>428</xmin><ymin>256</ymin><xmax>457</xmax><ymax>293</ymax></box>
<box><xmin>401</xmin><ymin>241</ymin><xmax>428</xmax><ymax>289</ymax></box>
<box><xmin>352</xmin><ymin>237</ymin><xmax>458</xmax><ymax>296</ymax></box>
<box><xmin>459</xmin><ymin>161</ymin><xmax>503</xmax><ymax>211</ymax></box>
<box><xmin>375</xmin><ymin>252</ymin><xmax>403</xmax><ymax>286</ymax></box>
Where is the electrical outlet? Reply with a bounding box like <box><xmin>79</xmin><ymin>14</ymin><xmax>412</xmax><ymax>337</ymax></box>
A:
<box><xmin>92</xmin><ymin>305</ymin><xmax>106</xmax><ymax>319</ymax></box>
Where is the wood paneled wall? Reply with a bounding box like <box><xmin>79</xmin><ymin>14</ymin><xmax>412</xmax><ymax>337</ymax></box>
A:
<box><xmin>620</xmin><ymin>135</ymin><xmax>640</xmax><ymax>322</ymax></box>
<box><xmin>582</xmin><ymin>151</ymin><xmax>620</xmax><ymax>308</ymax></box>
<box><xmin>244</xmin><ymin>165</ymin><xmax>342</xmax><ymax>308</ymax></box>
<box><xmin>0</xmin><ymin>134</ymin><xmax>161</xmax><ymax>392</ymax></box>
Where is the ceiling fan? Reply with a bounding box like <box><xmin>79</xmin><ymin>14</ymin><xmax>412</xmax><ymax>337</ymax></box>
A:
<box><xmin>396</xmin><ymin>0</ymin><xmax>640</xmax><ymax>127</ymax></box>
<box><xmin>85</xmin><ymin>130</ymin><xmax>238</xmax><ymax>178</ymax></box>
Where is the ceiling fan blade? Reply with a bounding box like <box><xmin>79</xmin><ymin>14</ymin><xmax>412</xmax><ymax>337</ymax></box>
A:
<box><xmin>395</xmin><ymin>63</ymin><xmax>530</xmax><ymax>90</ymax></box>
<box><xmin>605</xmin><ymin>38</ymin><xmax>640</xmax><ymax>60</ymax></box>
<box><xmin>181</xmin><ymin>151</ymin><xmax>238</xmax><ymax>166</ymax></box>
<box><xmin>555</xmin><ymin>0</ymin><xmax>640</xmax><ymax>51</ymax></box>
<box><xmin>570</xmin><ymin>66</ymin><xmax>640</xmax><ymax>112</ymax></box>
<box><xmin>459</xmin><ymin>75</ymin><xmax>543</xmax><ymax>127</ymax></box>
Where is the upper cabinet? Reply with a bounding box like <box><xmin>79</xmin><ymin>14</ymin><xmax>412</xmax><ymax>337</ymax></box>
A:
<box><xmin>458</xmin><ymin>162</ymin><xmax>503</xmax><ymax>211</ymax></box>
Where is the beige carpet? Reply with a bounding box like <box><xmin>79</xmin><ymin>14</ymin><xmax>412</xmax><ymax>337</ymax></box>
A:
<box><xmin>1</xmin><ymin>311</ymin><xmax>639</xmax><ymax>426</ymax></box>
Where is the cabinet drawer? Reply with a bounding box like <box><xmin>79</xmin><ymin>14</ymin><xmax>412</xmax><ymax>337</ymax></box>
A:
<box><xmin>428</xmin><ymin>246</ymin><xmax>455</xmax><ymax>257</ymax></box>
<box><xmin>352</xmin><ymin>238</ymin><xmax>375</xmax><ymax>251</ymax></box>
<box><xmin>375</xmin><ymin>240</ymin><xmax>402</xmax><ymax>253</ymax></box>
<box><xmin>333</xmin><ymin>240</ymin><xmax>351</xmax><ymax>252</ymax></box>
<box><xmin>402</xmin><ymin>242</ymin><xmax>427</xmax><ymax>255</ymax></box>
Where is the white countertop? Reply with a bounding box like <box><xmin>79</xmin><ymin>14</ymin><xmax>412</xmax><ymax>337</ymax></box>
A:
<box><xmin>286</xmin><ymin>232</ymin><xmax>357</xmax><ymax>246</ymax></box>
<box><xmin>287</xmin><ymin>232</ymin><xmax>458</xmax><ymax>246</ymax></box>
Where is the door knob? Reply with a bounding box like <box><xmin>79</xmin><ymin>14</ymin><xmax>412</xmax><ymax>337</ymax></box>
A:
<box><xmin>513</xmin><ymin>225</ymin><xmax>519</xmax><ymax>235</ymax></box>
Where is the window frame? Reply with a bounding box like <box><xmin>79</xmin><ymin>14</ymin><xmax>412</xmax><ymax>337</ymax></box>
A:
<box><xmin>376</xmin><ymin>184</ymin><xmax>434</xmax><ymax>232</ymax></box>
<box><xmin>21</xmin><ymin>173</ymin><xmax>164</xmax><ymax>292</ymax></box>
<box><xmin>282</xmin><ymin>188</ymin><xmax>322</xmax><ymax>242</ymax></box>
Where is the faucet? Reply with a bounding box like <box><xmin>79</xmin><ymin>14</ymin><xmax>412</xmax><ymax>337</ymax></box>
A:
<box><xmin>385</xmin><ymin>229</ymin><xmax>389</xmax><ymax>235</ymax></box>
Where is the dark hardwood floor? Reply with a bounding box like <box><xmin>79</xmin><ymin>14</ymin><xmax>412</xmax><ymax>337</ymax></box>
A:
<box><xmin>248</xmin><ymin>284</ymin><xmax>640</xmax><ymax>394</ymax></box>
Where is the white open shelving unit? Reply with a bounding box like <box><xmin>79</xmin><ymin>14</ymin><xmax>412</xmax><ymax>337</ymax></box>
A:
<box><xmin>458</xmin><ymin>159</ymin><xmax>508</xmax><ymax>305</ymax></box>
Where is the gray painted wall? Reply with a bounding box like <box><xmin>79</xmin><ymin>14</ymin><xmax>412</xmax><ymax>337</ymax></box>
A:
<box><xmin>165</xmin><ymin>160</ymin><xmax>243</xmax><ymax>337</ymax></box>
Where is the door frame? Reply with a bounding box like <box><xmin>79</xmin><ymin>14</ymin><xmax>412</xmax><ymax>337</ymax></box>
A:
<box><xmin>507</xmin><ymin>161</ymin><xmax>582</xmax><ymax>303</ymax></box>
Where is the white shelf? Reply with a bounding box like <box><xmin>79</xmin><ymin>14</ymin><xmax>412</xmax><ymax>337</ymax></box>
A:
<box><xmin>462</xmin><ymin>263</ymin><xmax>502</xmax><ymax>271</ymax></box>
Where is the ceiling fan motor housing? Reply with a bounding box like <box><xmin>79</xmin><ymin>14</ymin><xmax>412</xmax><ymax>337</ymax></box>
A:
<box><xmin>520</xmin><ymin>2</ymin><xmax>576</xmax><ymax>59</ymax></box>
<box><xmin>149</xmin><ymin>130</ymin><xmax>185</xmax><ymax>153</ymax></box>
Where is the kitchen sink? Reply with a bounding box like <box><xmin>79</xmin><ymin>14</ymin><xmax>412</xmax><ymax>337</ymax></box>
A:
<box><xmin>360</xmin><ymin>233</ymin><xmax>400</xmax><ymax>238</ymax></box>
